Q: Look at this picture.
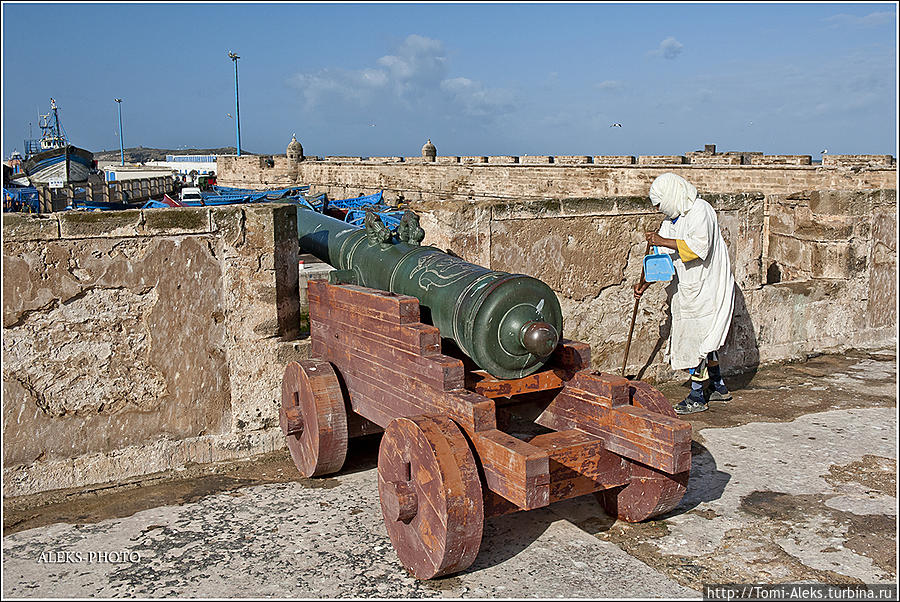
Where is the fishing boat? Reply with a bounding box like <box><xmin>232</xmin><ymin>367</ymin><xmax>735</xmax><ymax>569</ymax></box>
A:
<box><xmin>20</xmin><ymin>98</ymin><xmax>94</xmax><ymax>186</ymax></box>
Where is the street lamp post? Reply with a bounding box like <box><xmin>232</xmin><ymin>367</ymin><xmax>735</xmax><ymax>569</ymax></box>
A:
<box><xmin>228</xmin><ymin>51</ymin><xmax>242</xmax><ymax>156</ymax></box>
<box><xmin>114</xmin><ymin>98</ymin><xmax>124</xmax><ymax>166</ymax></box>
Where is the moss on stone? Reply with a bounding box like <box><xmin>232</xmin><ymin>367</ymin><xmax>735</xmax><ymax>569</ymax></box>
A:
<box><xmin>143</xmin><ymin>208</ymin><xmax>208</xmax><ymax>233</ymax></box>
<box><xmin>59</xmin><ymin>209</ymin><xmax>142</xmax><ymax>237</ymax></box>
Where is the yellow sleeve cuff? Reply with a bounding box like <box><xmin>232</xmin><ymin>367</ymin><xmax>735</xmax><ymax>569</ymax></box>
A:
<box><xmin>677</xmin><ymin>239</ymin><xmax>700</xmax><ymax>262</ymax></box>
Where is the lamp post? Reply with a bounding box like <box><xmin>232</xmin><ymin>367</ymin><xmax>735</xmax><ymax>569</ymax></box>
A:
<box><xmin>114</xmin><ymin>98</ymin><xmax>124</xmax><ymax>166</ymax></box>
<box><xmin>228</xmin><ymin>51</ymin><xmax>242</xmax><ymax>156</ymax></box>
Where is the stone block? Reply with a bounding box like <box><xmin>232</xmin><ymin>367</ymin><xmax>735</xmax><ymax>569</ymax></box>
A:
<box><xmin>368</xmin><ymin>156</ymin><xmax>404</xmax><ymax>163</ymax></box>
<box><xmin>141</xmin><ymin>207</ymin><xmax>211</xmax><ymax>236</ymax></box>
<box><xmin>794</xmin><ymin>213</ymin><xmax>854</xmax><ymax>241</ymax></box>
<box><xmin>808</xmin><ymin>190</ymin><xmax>877</xmax><ymax>216</ymax></box>
<box><xmin>492</xmin><ymin>198</ymin><xmax>563</xmax><ymax>220</ymax></box>
<box><xmin>809</xmin><ymin>241</ymin><xmax>860</xmax><ymax>279</ymax></box>
<box><xmin>767</xmin><ymin>233</ymin><xmax>811</xmax><ymax>272</ymax></box>
<box><xmin>436</xmin><ymin>156</ymin><xmax>460</xmax><ymax>164</ymax></box>
<box><xmin>637</xmin><ymin>155</ymin><xmax>686</xmax><ymax>165</ymax></box>
<box><xmin>555</xmin><ymin>156</ymin><xmax>592</xmax><ymax>164</ymax></box>
<box><xmin>867</xmin><ymin>262</ymin><xmax>896</xmax><ymax>328</ymax></box>
<box><xmin>688</xmin><ymin>154</ymin><xmax>742</xmax><ymax>165</ymax></box>
<box><xmin>487</xmin><ymin>156</ymin><xmax>519</xmax><ymax>164</ymax></box>
<box><xmin>460</xmin><ymin>156</ymin><xmax>487</xmax><ymax>164</ymax></box>
<box><xmin>749</xmin><ymin>155</ymin><xmax>812</xmax><ymax>166</ymax></box>
<box><xmin>822</xmin><ymin>154</ymin><xmax>894</xmax><ymax>167</ymax></box>
<box><xmin>59</xmin><ymin>209</ymin><xmax>143</xmax><ymax>238</ymax></box>
<box><xmin>593</xmin><ymin>155</ymin><xmax>635</xmax><ymax>165</ymax></box>
<box><xmin>210</xmin><ymin>206</ymin><xmax>245</xmax><ymax>247</ymax></box>
<box><xmin>2</xmin><ymin>213</ymin><xmax>60</xmax><ymax>241</ymax></box>
<box><xmin>871</xmin><ymin>209</ymin><xmax>896</xmax><ymax>258</ymax></box>
<box><xmin>520</xmin><ymin>156</ymin><xmax>553</xmax><ymax>164</ymax></box>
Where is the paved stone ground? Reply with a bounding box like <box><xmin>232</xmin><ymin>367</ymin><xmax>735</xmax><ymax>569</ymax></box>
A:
<box><xmin>3</xmin><ymin>347</ymin><xmax>896</xmax><ymax>597</ymax></box>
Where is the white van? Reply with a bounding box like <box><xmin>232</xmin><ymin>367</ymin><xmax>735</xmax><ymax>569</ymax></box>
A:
<box><xmin>179</xmin><ymin>187</ymin><xmax>203</xmax><ymax>205</ymax></box>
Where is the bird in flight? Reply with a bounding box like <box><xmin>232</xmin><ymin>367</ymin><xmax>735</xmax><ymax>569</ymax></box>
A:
<box><xmin>610</xmin><ymin>123</ymin><xmax>622</xmax><ymax>128</ymax></box>
<box><xmin>821</xmin><ymin>149</ymin><xmax>828</xmax><ymax>154</ymax></box>
<box><xmin>226</xmin><ymin>113</ymin><xmax>233</xmax><ymax>119</ymax></box>
<box><xmin>369</xmin><ymin>123</ymin><xmax>377</xmax><ymax>127</ymax></box>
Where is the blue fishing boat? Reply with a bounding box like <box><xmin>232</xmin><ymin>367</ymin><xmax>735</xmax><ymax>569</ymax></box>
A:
<box><xmin>20</xmin><ymin>98</ymin><xmax>94</xmax><ymax>186</ymax></box>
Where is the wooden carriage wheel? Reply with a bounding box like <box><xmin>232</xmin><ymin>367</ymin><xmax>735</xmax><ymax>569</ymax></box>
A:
<box><xmin>377</xmin><ymin>415</ymin><xmax>484</xmax><ymax>579</ymax></box>
<box><xmin>597</xmin><ymin>381</ymin><xmax>690</xmax><ymax>522</ymax></box>
<box><xmin>280</xmin><ymin>360</ymin><xmax>348</xmax><ymax>477</ymax></box>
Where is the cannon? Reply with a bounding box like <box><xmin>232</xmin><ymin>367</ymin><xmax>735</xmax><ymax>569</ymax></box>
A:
<box><xmin>281</xmin><ymin>207</ymin><xmax>691</xmax><ymax>579</ymax></box>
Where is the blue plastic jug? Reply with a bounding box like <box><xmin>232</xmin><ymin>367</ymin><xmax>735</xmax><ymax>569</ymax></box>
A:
<box><xmin>643</xmin><ymin>246</ymin><xmax>675</xmax><ymax>282</ymax></box>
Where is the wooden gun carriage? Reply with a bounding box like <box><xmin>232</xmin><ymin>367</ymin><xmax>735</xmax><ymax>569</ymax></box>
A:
<box><xmin>280</xmin><ymin>280</ymin><xmax>692</xmax><ymax>579</ymax></box>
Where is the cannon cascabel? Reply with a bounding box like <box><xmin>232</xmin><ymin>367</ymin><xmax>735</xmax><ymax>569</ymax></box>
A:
<box><xmin>296</xmin><ymin>206</ymin><xmax>562</xmax><ymax>379</ymax></box>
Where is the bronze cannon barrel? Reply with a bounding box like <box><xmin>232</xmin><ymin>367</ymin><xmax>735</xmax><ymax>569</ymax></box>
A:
<box><xmin>296</xmin><ymin>207</ymin><xmax>563</xmax><ymax>379</ymax></box>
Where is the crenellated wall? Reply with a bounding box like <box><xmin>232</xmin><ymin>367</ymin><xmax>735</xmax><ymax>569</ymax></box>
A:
<box><xmin>216</xmin><ymin>152</ymin><xmax>896</xmax><ymax>204</ymax></box>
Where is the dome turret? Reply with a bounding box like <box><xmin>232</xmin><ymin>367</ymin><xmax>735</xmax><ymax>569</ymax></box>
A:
<box><xmin>287</xmin><ymin>134</ymin><xmax>304</xmax><ymax>161</ymax></box>
<box><xmin>421</xmin><ymin>139</ymin><xmax>436</xmax><ymax>161</ymax></box>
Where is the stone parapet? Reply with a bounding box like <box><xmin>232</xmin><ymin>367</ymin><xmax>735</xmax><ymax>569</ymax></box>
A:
<box><xmin>750</xmin><ymin>155</ymin><xmax>812</xmax><ymax>166</ymax></box>
<box><xmin>822</xmin><ymin>154</ymin><xmax>895</xmax><ymax>167</ymax></box>
<box><xmin>593</xmin><ymin>155</ymin><xmax>635</xmax><ymax>165</ymax></box>
<box><xmin>638</xmin><ymin>155</ymin><xmax>686</xmax><ymax>165</ymax></box>
<box><xmin>555</xmin><ymin>155</ymin><xmax>592</xmax><ymax>164</ymax></box>
<box><xmin>520</xmin><ymin>155</ymin><xmax>554</xmax><ymax>164</ymax></box>
<box><xmin>688</xmin><ymin>154</ymin><xmax>742</xmax><ymax>165</ymax></box>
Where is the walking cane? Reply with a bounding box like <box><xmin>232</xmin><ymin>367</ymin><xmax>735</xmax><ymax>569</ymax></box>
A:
<box><xmin>621</xmin><ymin>241</ymin><xmax>651</xmax><ymax>377</ymax></box>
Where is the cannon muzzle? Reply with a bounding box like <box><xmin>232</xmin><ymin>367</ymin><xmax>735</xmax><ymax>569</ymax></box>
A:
<box><xmin>296</xmin><ymin>206</ymin><xmax>563</xmax><ymax>379</ymax></box>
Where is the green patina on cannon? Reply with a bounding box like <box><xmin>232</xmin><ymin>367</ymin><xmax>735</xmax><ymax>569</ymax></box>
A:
<box><xmin>296</xmin><ymin>206</ymin><xmax>563</xmax><ymax>379</ymax></box>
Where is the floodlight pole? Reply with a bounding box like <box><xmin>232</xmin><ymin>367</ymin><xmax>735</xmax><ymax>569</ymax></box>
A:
<box><xmin>115</xmin><ymin>98</ymin><xmax>124</xmax><ymax>166</ymax></box>
<box><xmin>229</xmin><ymin>52</ymin><xmax>242</xmax><ymax>156</ymax></box>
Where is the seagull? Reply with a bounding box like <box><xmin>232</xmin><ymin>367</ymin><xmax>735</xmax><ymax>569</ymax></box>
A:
<box><xmin>226</xmin><ymin>113</ymin><xmax>232</xmax><ymax>119</ymax></box>
<box><xmin>369</xmin><ymin>123</ymin><xmax>377</xmax><ymax>127</ymax></box>
<box><xmin>821</xmin><ymin>149</ymin><xmax>828</xmax><ymax>154</ymax></box>
<box><xmin>610</xmin><ymin>123</ymin><xmax>622</xmax><ymax>128</ymax></box>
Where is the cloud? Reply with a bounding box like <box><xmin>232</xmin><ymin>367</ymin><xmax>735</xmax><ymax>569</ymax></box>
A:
<box><xmin>594</xmin><ymin>80</ymin><xmax>624</xmax><ymax>91</ymax></box>
<box><xmin>824</xmin><ymin>11</ymin><xmax>895</xmax><ymax>27</ymax></box>
<box><xmin>441</xmin><ymin>77</ymin><xmax>515</xmax><ymax>117</ymax></box>
<box><xmin>649</xmin><ymin>37</ymin><xmax>684</xmax><ymax>60</ymax></box>
<box><xmin>287</xmin><ymin>34</ymin><xmax>514</xmax><ymax>121</ymax></box>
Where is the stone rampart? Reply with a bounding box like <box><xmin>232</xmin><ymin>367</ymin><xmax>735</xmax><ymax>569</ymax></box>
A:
<box><xmin>2</xmin><ymin>205</ymin><xmax>307</xmax><ymax>496</ymax></box>
<box><xmin>3</xmin><ymin>179</ymin><xmax>896</xmax><ymax>497</ymax></box>
<box><xmin>217</xmin><ymin>154</ymin><xmax>896</xmax><ymax>205</ymax></box>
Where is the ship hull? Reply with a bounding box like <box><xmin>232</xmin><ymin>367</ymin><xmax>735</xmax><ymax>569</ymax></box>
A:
<box><xmin>23</xmin><ymin>146</ymin><xmax>93</xmax><ymax>184</ymax></box>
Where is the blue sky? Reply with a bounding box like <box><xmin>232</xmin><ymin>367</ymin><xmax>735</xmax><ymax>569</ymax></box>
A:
<box><xmin>2</xmin><ymin>2</ymin><xmax>897</xmax><ymax>158</ymax></box>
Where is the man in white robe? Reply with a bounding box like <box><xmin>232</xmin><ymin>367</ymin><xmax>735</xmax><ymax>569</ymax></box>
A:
<box><xmin>634</xmin><ymin>173</ymin><xmax>736</xmax><ymax>414</ymax></box>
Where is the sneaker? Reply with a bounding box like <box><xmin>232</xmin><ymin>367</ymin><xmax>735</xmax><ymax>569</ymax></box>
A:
<box><xmin>708</xmin><ymin>383</ymin><xmax>733</xmax><ymax>402</ymax></box>
<box><xmin>674</xmin><ymin>390</ymin><xmax>709</xmax><ymax>415</ymax></box>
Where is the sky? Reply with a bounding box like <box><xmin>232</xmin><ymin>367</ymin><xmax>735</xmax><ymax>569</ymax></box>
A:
<box><xmin>2</xmin><ymin>2</ymin><xmax>897</xmax><ymax>158</ymax></box>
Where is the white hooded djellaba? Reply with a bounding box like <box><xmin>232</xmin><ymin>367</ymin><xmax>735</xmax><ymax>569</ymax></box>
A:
<box><xmin>650</xmin><ymin>173</ymin><xmax>736</xmax><ymax>371</ymax></box>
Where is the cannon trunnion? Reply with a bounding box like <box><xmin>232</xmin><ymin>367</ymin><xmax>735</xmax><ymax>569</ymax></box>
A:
<box><xmin>280</xmin><ymin>281</ymin><xmax>691</xmax><ymax>579</ymax></box>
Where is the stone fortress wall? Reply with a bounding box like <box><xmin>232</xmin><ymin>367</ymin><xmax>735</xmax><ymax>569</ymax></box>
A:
<box><xmin>217</xmin><ymin>144</ymin><xmax>896</xmax><ymax>379</ymax></box>
<box><xmin>2</xmin><ymin>144</ymin><xmax>896</xmax><ymax>496</ymax></box>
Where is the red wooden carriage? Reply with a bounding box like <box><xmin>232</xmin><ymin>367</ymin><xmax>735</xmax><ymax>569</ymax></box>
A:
<box><xmin>280</xmin><ymin>281</ymin><xmax>691</xmax><ymax>579</ymax></box>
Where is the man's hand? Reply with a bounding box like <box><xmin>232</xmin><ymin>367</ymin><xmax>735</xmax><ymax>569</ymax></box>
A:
<box><xmin>644</xmin><ymin>231</ymin><xmax>664</xmax><ymax>246</ymax></box>
<box><xmin>645</xmin><ymin>231</ymin><xmax>678</xmax><ymax>251</ymax></box>
<box><xmin>633</xmin><ymin>281</ymin><xmax>651</xmax><ymax>299</ymax></box>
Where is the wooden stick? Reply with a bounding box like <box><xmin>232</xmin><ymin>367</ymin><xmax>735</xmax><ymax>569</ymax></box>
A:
<box><xmin>621</xmin><ymin>242</ymin><xmax>651</xmax><ymax>376</ymax></box>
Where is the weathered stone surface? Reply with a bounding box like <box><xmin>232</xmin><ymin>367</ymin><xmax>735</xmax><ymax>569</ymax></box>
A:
<box><xmin>490</xmin><ymin>214</ymin><xmax>656</xmax><ymax>302</ymax></box>
<box><xmin>2</xmin><ymin>236</ymin><xmax>231</xmax><ymax>466</ymax></box>
<box><xmin>59</xmin><ymin>209</ymin><xmax>143</xmax><ymax>238</ymax></box>
<box><xmin>2</xmin><ymin>204</ymin><xmax>306</xmax><ymax>495</ymax></box>
<box><xmin>141</xmin><ymin>207</ymin><xmax>211</xmax><ymax>235</ymax></box>
<box><xmin>221</xmin><ymin>204</ymin><xmax>299</xmax><ymax>434</ymax></box>
<box><xmin>1</xmin><ymin>213</ymin><xmax>59</xmax><ymax>240</ymax></box>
